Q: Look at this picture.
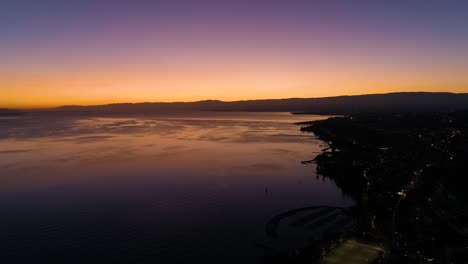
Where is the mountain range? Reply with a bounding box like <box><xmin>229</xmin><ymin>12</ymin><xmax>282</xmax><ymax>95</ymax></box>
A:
<box><xmin>7</xmin><ymin>92</ymin><xmax>468</xmax><ymax>115</ymax></box>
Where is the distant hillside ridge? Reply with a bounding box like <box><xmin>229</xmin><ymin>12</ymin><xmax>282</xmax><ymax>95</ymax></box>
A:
<box><xmin>0</xmin><ymin>108</ymin><xmax>23</xmax><ymax>116</ymax></box>
<box><xmin>44</xmin><ymin>92</ymin><xmax>468</xmax><ymax>114</ymax></box>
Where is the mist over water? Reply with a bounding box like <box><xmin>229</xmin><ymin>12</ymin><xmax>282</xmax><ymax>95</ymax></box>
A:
<box><xmin>0</xmin><ymin>112</ymin><xmax>352</xmax><ymax>262</ymax></box>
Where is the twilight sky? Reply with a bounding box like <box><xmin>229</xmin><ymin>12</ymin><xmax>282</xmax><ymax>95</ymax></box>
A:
<box><xmin>1</xmin><ymin>0</ymin><xmax>468</xmax><ymax>108</ymax></box>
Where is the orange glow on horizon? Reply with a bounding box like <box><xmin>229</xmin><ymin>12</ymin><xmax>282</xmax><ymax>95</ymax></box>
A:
<box><xmin>3</xmin><ymin>64</ymin><xmax>468</xmax><ymax>108</ymax></box>
<box><xmin>3</xmin><ymin>32</ymin><xmax>468</xmax><ymax>109</ymax></box>
<box><xmin>2</xmin><ymin>1</ymin><xmax>468</xmax><ymax>109</ymax></box>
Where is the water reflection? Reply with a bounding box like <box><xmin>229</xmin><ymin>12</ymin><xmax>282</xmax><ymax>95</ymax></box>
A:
<box><xmin>0</xmin><ymin>112</ymin><xmax>352</xmax><ymax>262</ymax></box>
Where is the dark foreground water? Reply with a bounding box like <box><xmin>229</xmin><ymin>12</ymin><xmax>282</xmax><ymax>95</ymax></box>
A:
<box><xmin>0</xmin><ymin>112</ymin><xmax>352</xmax><ymax>262</ymax></box>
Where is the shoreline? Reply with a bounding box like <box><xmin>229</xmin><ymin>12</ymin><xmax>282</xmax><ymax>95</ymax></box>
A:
<box><xmin>296</xmin><ymin>112</ymin><xmax>468</xmax><ymax>263</ymax></box>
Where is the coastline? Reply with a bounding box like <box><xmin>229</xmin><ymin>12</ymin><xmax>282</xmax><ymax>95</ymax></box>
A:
<box><xmin>296</xmin><ymin>112</ymin><xmax>468</xmax><ymax>263</ymax></box>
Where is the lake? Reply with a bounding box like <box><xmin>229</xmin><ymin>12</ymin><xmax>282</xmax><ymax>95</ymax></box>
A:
<box><xmin>0</xmin><ymin>112</ymin><xmax>352</xmax><ymax>262</ymax></box>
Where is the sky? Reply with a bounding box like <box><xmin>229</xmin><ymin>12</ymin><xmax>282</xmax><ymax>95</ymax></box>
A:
<box><xmin>1</xmin><ymin>0</ymin><xmax>468</xmax><ymax>108</ymax></box>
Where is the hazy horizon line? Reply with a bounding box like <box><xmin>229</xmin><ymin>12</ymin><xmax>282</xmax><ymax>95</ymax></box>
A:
<box><xmin>3</xmin><ymin>91</ymin><xmax>468</xmax><ymax>110</ymax></box>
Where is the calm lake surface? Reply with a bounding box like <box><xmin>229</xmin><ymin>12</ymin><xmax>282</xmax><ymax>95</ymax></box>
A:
<box><xmin>0</xmin><ymin>112</ymin><xmax>352</xmax><ymax>262</ymax></box>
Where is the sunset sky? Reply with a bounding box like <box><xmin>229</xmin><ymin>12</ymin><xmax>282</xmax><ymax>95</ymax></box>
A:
<box><xmin>1</xmin><ymin>0</ymin><xmax>468</xmax><ymax>108</ymax></box>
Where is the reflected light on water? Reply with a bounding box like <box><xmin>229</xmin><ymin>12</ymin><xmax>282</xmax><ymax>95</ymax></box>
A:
<box><xmin>0</xmin><ymin>112</ymin><xmax>352</xmax><ymax>262</ymax></box>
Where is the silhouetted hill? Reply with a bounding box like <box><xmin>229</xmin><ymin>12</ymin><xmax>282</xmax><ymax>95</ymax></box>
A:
<box><xmin>0</xmin><ymin>108</ymin><xmax>22</xmax><ymax>116</ymax></box>
<box><xmin>48</xmin><ymin>92</ymin><xmax>468</xmax><ymax>114</ymax></box>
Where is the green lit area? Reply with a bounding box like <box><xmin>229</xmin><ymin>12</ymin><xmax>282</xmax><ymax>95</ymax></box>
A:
<box><xmin>322</xmin><ymin>240</ymin><xmax>383</xmax><ymax>264</ymax></box>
